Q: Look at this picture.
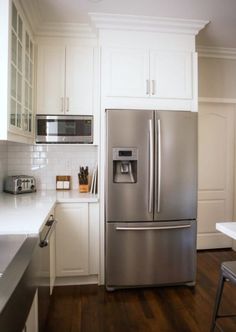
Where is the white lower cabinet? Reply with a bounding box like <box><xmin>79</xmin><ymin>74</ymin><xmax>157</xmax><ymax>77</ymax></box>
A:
<box><xmin>23</xmin><ymin>290</ymin><xmax>38</xmax><ymax>332</ymax></box>
<box><xmin>55</xmin><ymin>202</ymin><xmax>99</xmax><ymax>278</ymax></box>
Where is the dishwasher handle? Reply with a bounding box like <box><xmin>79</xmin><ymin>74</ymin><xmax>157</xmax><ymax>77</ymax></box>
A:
<box><xmin>39</xmin><ymin>216</ymin><xmax>57</xmax><ymax>248</ymax></box>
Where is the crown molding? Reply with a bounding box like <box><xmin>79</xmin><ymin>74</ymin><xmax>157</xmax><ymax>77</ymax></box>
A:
<box><xmin>19</xmin><ymin>0</ymin><xmax>96</xmax><ymax>38</ymax></box>
<box><xmin>36</xmin><ymin>23</ymin><xmax>97</xmax><ymax>39</ymax></box>
<box><xmin>197</xmin><ymin>46</ymin><xmax>236</xmax><ymax>59</ymax></box>
<box><xmin>89</xmin><ymin>13</ymin><xmax>209</xmax><ymax>35</ymax></box>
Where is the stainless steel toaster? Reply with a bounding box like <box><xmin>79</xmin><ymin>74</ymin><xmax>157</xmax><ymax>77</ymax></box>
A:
<box><xmin>4</xmin><ymin>175</ymin><xmax>36</xmax><ymax>194</ymax></box>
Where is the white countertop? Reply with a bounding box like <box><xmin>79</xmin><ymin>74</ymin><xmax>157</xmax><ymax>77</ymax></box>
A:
<box><xmin>0</xmin><ymin>190</ymin><xmax>98</xmax><ymax>235</ymax></box>
<box><xmin>216</xmin><ymin>222</ymin><xmax>236</xmax><ymax>240</ymax></box>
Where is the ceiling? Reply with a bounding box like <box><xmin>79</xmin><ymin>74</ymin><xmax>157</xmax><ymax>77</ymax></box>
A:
<box><xmin>22</xmin><ymin>0</ymin><xmax>236</xmax><ymax>48</ymax></box>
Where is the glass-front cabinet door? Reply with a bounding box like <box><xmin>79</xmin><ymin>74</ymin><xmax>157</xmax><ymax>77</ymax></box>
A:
<box><xmin>10</xmin><ymin>1</ymin><xmax>34</xmax><ymax>136</ymax></box>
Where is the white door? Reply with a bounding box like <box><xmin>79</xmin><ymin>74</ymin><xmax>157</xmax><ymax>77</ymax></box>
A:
<box><xmin>65</xmin><ymin>46</ymin><xmax>94</xmax><ymax>115</ymax></box>
<box><xmin>150</xmin><ymin>50</ymin><xmax>192</xmax><ymax>99</ymax></box>
<box><xmin>197</xmin><ymin>103</ymin><xmax>234</xmax><ymax>249</ymax></box>
<box><xmin>37</xmin><ymin>44</ymin><xmax>65</xmax><ymax>114</ymax></box>
<box><xmin>102</xmin><ymin>47</ymin><xmax>149</xmax><ymax>97</ymax></box>
<box><xmin>55</xmin><ymin>203</ymin><xmax>89</xmax><ymax>276</ymax></box>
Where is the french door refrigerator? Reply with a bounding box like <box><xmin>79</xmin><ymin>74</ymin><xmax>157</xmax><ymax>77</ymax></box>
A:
<box><xmin>105</xmin><ymin>109</ymin><xmax>197</xmax><ymax>290</ymax></box>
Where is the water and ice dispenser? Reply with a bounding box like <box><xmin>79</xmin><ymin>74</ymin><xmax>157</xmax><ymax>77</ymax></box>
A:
<box><xmin>112</xmin><ymin>148</ymin><xmax>138</xmax><ymax>183</ymax></box>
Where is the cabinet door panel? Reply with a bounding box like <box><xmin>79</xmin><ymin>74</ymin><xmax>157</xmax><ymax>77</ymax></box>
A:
<box><xmin>150</xmin><ymin>50</ymin><xmax>192</xmax><ymax>99</ymax></box>
<box><xmin>66</xmin><ymin>46</ymin><xmax>94</xmax><ymax>115</ymax></box>
<box><xmin>103</xmin><ymin>48</ymin><xmax>149</xmax><ymax>97</ymax></box>
<box><xmin>55</xmin><ymin>203</ymin><xmax>89</xmax><ymax>276</ymax></box>
<box><xmin>37</xmin><ymin>45</ymin><xmax>65</xmax><ymax>114</ymax></box>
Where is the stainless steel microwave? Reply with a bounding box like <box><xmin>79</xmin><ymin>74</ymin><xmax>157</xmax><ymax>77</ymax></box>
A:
<box><xmin>36</xmin><ymin>115</ymin><xmax>93</xmax><ymax>144</ymax></box>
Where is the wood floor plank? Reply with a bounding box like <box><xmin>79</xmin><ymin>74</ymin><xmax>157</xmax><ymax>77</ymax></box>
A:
<box><xmin>45</xmin><ymin>250</ymin><xmax>236</xmax><ymax>332</ymax></box>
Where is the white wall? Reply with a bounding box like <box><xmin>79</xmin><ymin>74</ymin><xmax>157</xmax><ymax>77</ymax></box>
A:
<box><xmin>199</xmin><ymin>57</ymin><xmax>236</xmax><ymax>98</ymax></box>
<box><xmin>0</xmin><ymin>142</ymin><xmax>8</xmax><ymax>191</ymax></box>
<box><xmin>7</xmin><ymin>143</ymin><xmax>97</xmax><ymax>190</ymax></box>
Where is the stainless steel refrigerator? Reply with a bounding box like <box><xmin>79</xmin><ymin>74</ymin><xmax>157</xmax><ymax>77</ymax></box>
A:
<box><xmin>105</xmin><ymin>109</ymin><xmax>198</xmax><ymax>290</ymax></box>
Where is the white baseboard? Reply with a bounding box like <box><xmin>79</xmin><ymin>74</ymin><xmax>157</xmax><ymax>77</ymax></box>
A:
<box><xmin>197</xmin><ymin>233</ymin><xmax>232</xmax><ymax>250</ymax></box>
<box><xmin>55</xmin><ymin>275</ymin><xmax>99</xmax><ymax>286</ymax></box>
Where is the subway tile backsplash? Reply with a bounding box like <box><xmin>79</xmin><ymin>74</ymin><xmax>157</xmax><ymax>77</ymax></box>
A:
<box><xmin>6</xmin><ymin>143</ymin><xmax>98</xmax><ymax>190</ymax></box>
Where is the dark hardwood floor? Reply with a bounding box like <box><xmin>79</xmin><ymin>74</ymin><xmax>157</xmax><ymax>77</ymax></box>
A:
<box><xmin>45</xmin><ymin>250</ymin><xmax>236</xmax><ymax>332</ymax></box>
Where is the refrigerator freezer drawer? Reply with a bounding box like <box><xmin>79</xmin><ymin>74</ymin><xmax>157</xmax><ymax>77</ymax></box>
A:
<box><xmin>106</xmin><ymin>220</ymin><xmax>196</xmax><ymax>288</ymax></box>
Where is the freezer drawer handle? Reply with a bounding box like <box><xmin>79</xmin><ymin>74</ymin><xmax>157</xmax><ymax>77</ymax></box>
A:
<box><xmin>116</xmin><ymin>225</ymin><xmax>191</xmax><ymax>231</ymax></box>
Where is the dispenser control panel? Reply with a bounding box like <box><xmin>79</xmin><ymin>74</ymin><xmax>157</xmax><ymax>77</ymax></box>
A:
<box><xmin>112</xmin><ymin>148</ymin><xmax>138</xmax><ymax>183</ymax></box>
<box><xmin>112</xmin><ymin>148</ymin><xmax>138</xmax><ymax>161</ymax></box>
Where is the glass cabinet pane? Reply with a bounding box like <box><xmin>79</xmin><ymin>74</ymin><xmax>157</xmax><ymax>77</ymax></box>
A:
<box><xmin>11</xmin><ymin>65</ymin><xmax>17</xmax><ymax>97</ymax></box>
<box><xmin>10</xmin><ymin>3</ymin><xmax>34</xmax><ymax>135</ymax></box>
<box><xmin>29</xmin><ymin>113</ymin><xmax>32</xmax><ymax>132</ymax></box>
<box><xmin>18</xmin><ymin>16</ymin><xmax>22</xmax><ymax>42</ymax></box>
<box><xmin>11</xmin><ymin>32</ymin><xmax>17</xmax><ymax>65</ymax></box>
<box><xmin>25</xmin><ymin>82</ymin><xmax>29</xmax><ymax>108</ymax></box>
<box><xmin>18</xmin><ymin>42</ymin><xmax>22</xmax><ymax>71</ymax></box>
<box><xmin>29</xmin><ymin>87</ymin><xmax>33</xmax><ymax>110</ymax></box>
<box><xmin>30</xmin><ymin>41</ymin><xmax>33</xmax><ymax>61</ymax></box>
<box><xmin>12</xmin><ymin>3</ymin><xmax>17</xmax><ymax>32</ymax></box>
<box><xmin>26</xmin><ymin>32</ymin><xmax>30</xmax><ymax>54</ymax></box>
<box><xmin>30</xmin><ymin>62</ymin><xmax>33</xmax><ymax>84</ymax></box>
<box><xmin>25</xmin><ymin>55</ymin><xmax>29</xmax><ymax>82</ymax></box>
<box><xmin>23</xmin><ymin>109</ymin><xmax>28</xmax><ymax>131</ymax></box>
<box><xmin>17</xmin><ymin>73</ymin><xmax>22</xmax><ymax>102</ymax></box>
<box><xmin>10</xmin><ymin>99</ymin><xmax>16</xmax><ymax>126</ymax></box>
<box><xmin>17</xmin><ymin>103</ymin><xmax>22</xmax><ymax>128</ymax></box>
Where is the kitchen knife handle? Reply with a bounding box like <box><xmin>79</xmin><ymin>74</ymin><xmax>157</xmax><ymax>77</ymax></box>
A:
<box><xmin>157</xmin><ymin>118</ymin><xmax>161</xmax><ymax>213</ymax></box>
<box><xmin>148</xmin><ymin>119</ymin><xmax>154</xmax><ymax>213</ymax></box>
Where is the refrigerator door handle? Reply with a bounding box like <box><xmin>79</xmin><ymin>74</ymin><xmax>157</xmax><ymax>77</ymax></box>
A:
<box><xmin>157</xmin><ymin>118</ymin><xmax>161</xmax><ymax>213</ymax></box>
<box><xmin>148</xmin><ymin>119</ymin><xmax>154</xmax><ymax>213</ymax></box>
<box><xmin>116</xmin><ymin>225</ymin><xmax>191</xmax><ymax>231</ymax></box>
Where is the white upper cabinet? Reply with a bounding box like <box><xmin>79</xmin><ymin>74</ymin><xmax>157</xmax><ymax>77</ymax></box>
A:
<box><xmin>103</xmin><ymin>48</ymin><xmax>149</xmax><ymax>97</ymax></box>
<box><xmin>0</xmin><ymin>0</ymin><xmax>35</xmax><ymax>142</ymax></box>
<box><xmin>10</xmin><ymin>1</ymin><xmax>35</xmax><ymax>136</ymax></box>
<box><xmin>37</xmin><ymin>43</ymin><xmax>95</xmax><ymax>115</ymax></box>
<box><xmin>150</xmin><ymin>50</ymin><xmax>192</xmax><ymax>99</ymax></box>
<box><xmin>103</xmin><ymin>47</ymin><xmax>193</xmax><ymax>100</ymax></box>
<box><xmin>37</xmin><ymin>45</ymin><xmax>65</xmax><ymax>115</ymax></box>
<box><xmin>66</xmin><ymin>46</ymin><xmax>94</xmax><ymax>115</ymax></box>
